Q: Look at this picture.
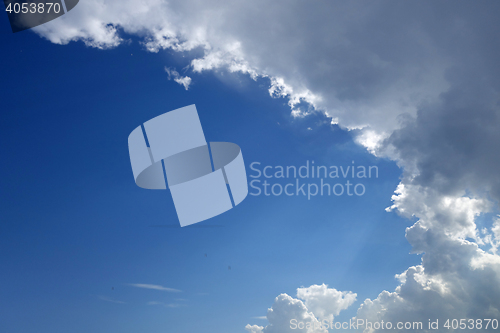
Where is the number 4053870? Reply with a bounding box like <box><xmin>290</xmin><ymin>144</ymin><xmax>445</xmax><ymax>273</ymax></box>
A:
<box><xmin>5</xmin><ymin>2</ymin><xmax>61</xmax><ymax>14</ymax></box>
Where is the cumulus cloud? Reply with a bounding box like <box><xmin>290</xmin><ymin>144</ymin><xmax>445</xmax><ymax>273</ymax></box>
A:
<box><xmin>246</xmin><ymin>286</ymin><xmax>355</xmax><ymax>332</ymax></box>
<box><xmin>356</xmin><ymin>223</ymin><xmax>500</xmax><ymax>333</ymax></box>
<box><xmin>32</xmin><ymin>1</ymin><xmax>500</xmax><ymax>332</ymax></box>
<box><xmin>386</xmin><ymin>184</ymin><xmax>492</xmax><ymax>241</ymax></box>
<box><xmin>296</xmin><ymin>284</ymin><xmax>357</xmax><ymax>322</ymax></box>
<box><xmin>360</xmin><ymin>26</ymin><xmax>500</xmax><ymax>330</ymax></box>
<box><xmin>246</xmin><ymin>294</ymin><xmax>327</xmax><ymax>333</ymax></box>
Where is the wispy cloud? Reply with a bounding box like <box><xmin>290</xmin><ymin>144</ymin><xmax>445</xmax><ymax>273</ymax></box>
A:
<box><xmin>164</xmin><ymin>67</ymin><xmax>192</xmax><ymax>90</ymax></box>
<box><xmin>147</xmin><ymin>301</ymin><xmax>186</xmax><ymax>308</ymax></box>
<box><xmin>165</xmin><ymin>303</ymin><xmax>185</xmax><ymax>308</ymax></box>
<box><xmin>127</xmin><ymin>283</ymin><xmax>182</xmax><ymax>293</ymax></box>
<box><xmin>98</xmin><ymin>296</ymin><xmax>126</xmax><ymax>304</ymax></box>
<box><xmin>252</xmin><ymin>316</ymin><xmax>267</xmax><ymax>320</ymax></box>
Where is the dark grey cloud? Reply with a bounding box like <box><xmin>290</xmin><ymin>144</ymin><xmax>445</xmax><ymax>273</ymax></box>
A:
<box><xmin>385</xmin><ymin>72</ymin><xmax>500</xmax><ymax>202</ymax></box>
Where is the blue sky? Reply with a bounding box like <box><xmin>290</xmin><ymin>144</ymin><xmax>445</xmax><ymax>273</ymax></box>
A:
<box><xmin>0</xmin><ymin>18</ymin><xmax>418</xmax><ymax>333</ymax></box>
<box><xmin>2</xmin><ymin>2</ymin><xmax>500</xmax><ymax>333</ymax></box>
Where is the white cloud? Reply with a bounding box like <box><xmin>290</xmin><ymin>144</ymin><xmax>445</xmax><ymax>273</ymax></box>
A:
<box><xmin>245</xmin><ymin>324</ymin><xmax>264</xmax><ymax>333</ymax></box>
<box><xmin>126</xmin><ymin>283</ymin><xmax>181</xmax><ymax>292</ymax></box>
<box><xmin>164</xmin><ymin>67</ymin><xmax>192</xmax><ymax>90</ymax></box>
<box><xmin>296</xmin><ymin>284</ymin><xmax>357</xmax><ymax>322</ymax></box>
<box><xmin>482</xmin><ymin>217</ymin><xmax>500</xmax><ymax>255</ymax></box>
<box><xmin>146</xmin><ymin>298</ymin><xmax>187</xmax><ymax>308</ymax></box>
<box><xmin>33</xmin><ymin>0</ymin><xmax>452</xmax><ymax>134</ymax></box>
<box><xmin>356</xmin><ymin>223</ymin><xmax>500</xmax><ymax>333</ymax></box>
<box><xmin>258</xmin><ymin>294</ymin><xmax>328</xmax><ymax>333</ymax></box>
<box><xmin>147</xmin><ymin>300</ymin><xmax>187</xmax><ymax>308</ymax></box>
<box><xmin>246</xmin><ymin>287</ymin><xmax>355</xmax><ymax>332</ymax></box>
<box><xmin>386</xmin><ymin>184</ymin><xmax>491</xmax><ymax>241</ymax></box>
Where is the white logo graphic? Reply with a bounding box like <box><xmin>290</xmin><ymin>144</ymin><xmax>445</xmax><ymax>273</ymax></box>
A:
<box><xmin>128</xmin><ymin>105</ymin><xmax>248</xmax><ymax>227</ymax></box>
